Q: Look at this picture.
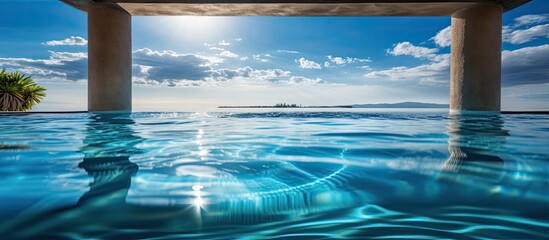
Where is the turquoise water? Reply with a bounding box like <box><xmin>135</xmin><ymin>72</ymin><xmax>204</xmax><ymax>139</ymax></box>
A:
<box><xmin>0</xmin><ymin>111</ymin><xmax>547</xmax><ymax>239</ymax></box>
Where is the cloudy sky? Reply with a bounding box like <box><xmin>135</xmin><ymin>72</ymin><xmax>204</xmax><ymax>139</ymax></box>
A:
<box><xmin>0</xmin><ymin>1</ymin><xmax>548</xmax><ymax>111</ymax></box>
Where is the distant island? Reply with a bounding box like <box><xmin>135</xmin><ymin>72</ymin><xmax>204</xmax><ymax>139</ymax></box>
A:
<box><xmin>218</xmin><ymin>102</ymin><xmax>448</xmax><ymax>109</ymax></box>
<box><xmin>352</xmin><ymin>102</ymin><xmax>449</xmax><ymax>108</ymax></box>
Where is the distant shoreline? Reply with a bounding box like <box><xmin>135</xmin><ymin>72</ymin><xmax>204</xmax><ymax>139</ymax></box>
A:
<box><xmin>218</xmin><ymin>105</ymin><xmax>353</xmax><ymax>108</ymax></box>
<box><xmin>353</xmin><ymin>102</ymin><xmax>449</xmax><ymax>108</ymax></box>
<box><xmin>219</xmin><ymin>102</ymin><xmax>449</xmax><ymax>109</ymax></box>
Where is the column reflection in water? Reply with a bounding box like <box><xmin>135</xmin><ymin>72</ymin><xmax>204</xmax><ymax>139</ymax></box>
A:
<box><xmin>77</xmin><ymin>113</ymin><xmax>142</xmax><ymax>206</ymax></box>
<box><xmin>0</xmin><ymin>114</ymin><xmax>146</xmax><ymax>239</ymax></box>
<box><xmin>441</xmin><ymin>113</ymin><xmax>509</xmax><ymax>183</ymax></box>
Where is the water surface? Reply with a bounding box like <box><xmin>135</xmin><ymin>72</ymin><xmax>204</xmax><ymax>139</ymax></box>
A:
<box><xmin>0</xmin><ymin>111</ymin><xmax>547</xmax><ymax>239</ymax></box>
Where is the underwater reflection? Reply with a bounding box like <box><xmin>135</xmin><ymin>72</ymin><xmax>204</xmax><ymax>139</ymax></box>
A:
<box><xmin>0</xmin><ymin>114</ymin><xmax>147</xmax><ymax>239</ymax></box>
<box><xmin>441</xmin><ymin>113</ymin><xmax>509</xmax><ymax>180</ymax></box>
<box><xmin>77</xmin><ymin>114</ymin><xmax>141</xmax><ymax>206</ymax></box>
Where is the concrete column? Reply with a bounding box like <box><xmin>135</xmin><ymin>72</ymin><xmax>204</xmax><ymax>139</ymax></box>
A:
<box><xmin>450</xmin><ymin>4</ymin><xmax>502</xmax><ymax>112</ymax></box>
<box><xmin>88</xmin><ymin>5</ymin><xmax>132</xmax><ymax>112</ymax></box>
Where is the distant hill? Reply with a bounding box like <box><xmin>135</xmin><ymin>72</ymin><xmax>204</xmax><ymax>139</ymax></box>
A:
<box><xmin>352</xmin><ymin>102</ymin><xmax>449</xmax><ymax>108</ymax></box>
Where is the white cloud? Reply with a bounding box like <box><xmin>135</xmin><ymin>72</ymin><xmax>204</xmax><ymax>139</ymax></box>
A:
<box><xmin>326</xmin><ymin>55</ymin><xmax>372</xmax><ymax>66</ymax></box>
<box><xmin>210</xmin><ymin>66</ymin><xmax>291</xmax><ymax>83</ymax></box>
<box><xmin>253</xmin><ymin>54</ymin><xmax>270</xmax><ymax>62</ymax></box>
<box><xmin>277</xmin><ymin>50</ymin><xmax>299</xmax><ymax>54</ymax></box>
<box><xmin>363</xmin><ymin>54</ymin><xmax>450</xmax><ymax>86</ymax></box>
<box><xmin>362</xmin><ymin>24</ymin><xmax>451</xmax><ymax>85</ymax></box>
<box><xmin>284</xmin><ymin>76</ymin><xmax>324</xmax><ymax>85</ymax></box>
<box><xmin>134</xmin><ymin>65</ymin><xmax>292</xmax><ymax>87</ymax></box>
<box><xmin>296</xmin><ymin>57</ymin><xmax>322</xmax><ymax>69</ymax></box>
<box><xmin>365</xmin><ymin>42</ymin><xmax>549</xmax><ymax>87</ymax></box>
<box><xmin>366</xmin><ymin>18</ymin><xmax>549</xmax><ymax>87</ymax></box>
<box><xmin>218</xmin><ymin>40</ymin><xmax>231</xmax><ymax>46</ymax></box>
<box><xmin>211</xmin><ymin>66</ymin><xmax>323</xmax><ymax>86</ymax></box>
<box><xmin>209</xmin><ymin>47</ymin><xmax>225</xmax><ymax>51</ymax></box>
<box><xmin>328</xmin><ymin>56</ymin><xmax>347</xmax><ymax>65</ymax></box>
<box><xmin>240</xmin><ymin>56</ymin><xmax>249</xmax><ymax>61</ymax></box>
<box><xmin>48</xmin><ymin>51</ymin><xmax>87</xmax><ymax>62</ymax></box>
<box><xmin>204</xmin><ymin>40</ymin><xmax>234</xmax><ymax>47</ymax></box>
<box><xmin>501</xmin><ymin>44</ymin><xmax>549</xmax><ymax>86</ymax></box>
<box><xmin>0</xmin><ymin>51</ymin><xmax>87</xmax><ymax>81</ymax></box>
<box><xmin>0</xmin><ymin>47</ymin><xmax>323</xmax><ymax>87</ymax></box>
<box><xmin>431</xmin><ymin>26</ymin><xmax>451</xmax><ymax>48</ymax></box>
<box><xmin>134</xmin><ymin>48</ymin><xmax>222</xmax><ymax>67</ymax></box>
<box><xmin>131</xmin><ymin>48</ymin><xmax>307</xmax><ymax>87</ymax></box>
<box><xmin>133</xmin><ymin>77</ymin><xmax>215</xmax><ymax>87</ymax></box>
<box><xmin>357</xmin><ymin>66</ymin><xmax>372</xmax><ymax>70</ymax></box>
<box><xmin>132</xmin><ymin>48</ymin><xmax>222</xmax><ymax>86</ymax></box>
<box><xmin>43</xmin><ymin>36</ymin><xmax>88</xmax><ymax>46</ymax></box>
<box><xmin>513</xmin><ymin>13</ymin><xmax>549</xmax><ymax>27</ymax></box>
<box><xmin>502</xmin><ymin>14</ymin><xmax>549</xmax><ymax>44</ymax></box>
<box><xmin>503</xmin><ymin>24</ymin><xmax>549</xmax><ymax>44</ymax></box>
<box><xmin>387</xmin><ymin>42</ymin><xmax>439</xmax><ymax>60</ymax></box>
<box><xmin>218</xmin><ymin>50</ymin><xmax>239</xmax><ymax>58</ymax></box>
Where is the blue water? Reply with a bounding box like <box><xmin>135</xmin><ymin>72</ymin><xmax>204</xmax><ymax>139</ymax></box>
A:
<box><xmin>0</xmin><ymin>111</ymin><xmax>547</xmax><ymax>239</ymax></box>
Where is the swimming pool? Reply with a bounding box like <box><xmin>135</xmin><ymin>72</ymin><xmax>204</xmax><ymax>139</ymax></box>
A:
<box><xmin>0</xmin><ymin>111</ymin><xmax>547</xmax><ymax>239</ymax></box>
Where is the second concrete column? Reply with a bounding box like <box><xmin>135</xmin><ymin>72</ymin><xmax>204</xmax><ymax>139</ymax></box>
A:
<box><xmin>450</xmin><ymin>4</ymin><xmax>502</xmax><ymax>112</ymax></box>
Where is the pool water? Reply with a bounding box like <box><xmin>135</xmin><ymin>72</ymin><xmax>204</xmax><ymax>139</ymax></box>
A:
<box><xmin>0</xmin><ymin>111</ymin><xmax>547</xmax><ymax>239</ymax></box>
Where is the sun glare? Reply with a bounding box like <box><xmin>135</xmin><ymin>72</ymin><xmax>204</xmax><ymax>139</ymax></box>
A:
<box><xmin>155</xmin><ymin>16</ymin><xmax>232</xmax><ymax>41</ymax></box>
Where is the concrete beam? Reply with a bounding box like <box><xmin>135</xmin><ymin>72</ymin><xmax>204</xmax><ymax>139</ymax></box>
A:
<box><xmin>119</xmin><ymin>3</ymin><xmax>477</xmax><ymax>16</ymax></box>
<box><xmin>450</xmin><ymin>4</ymin><xmax>502</xmax><ymax>112</ymax></box>
<box><xmin>88</xmin><ymin>4</ymin><xmax>132</xmax><ymax>112</ymax></box>
<box><xmin>62</xmin><ymin>0</ymin><xmax>530</xmax><ymax>16</ymax></box>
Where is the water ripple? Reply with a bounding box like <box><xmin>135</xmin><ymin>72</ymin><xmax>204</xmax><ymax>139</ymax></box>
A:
<box><xmin>0</xmin><ymin>112</ymin><xmax>547</xmax><ymax>239</ymax></box>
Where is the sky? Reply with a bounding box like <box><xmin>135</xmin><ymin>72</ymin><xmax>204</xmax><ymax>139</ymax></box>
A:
<box><xmin>0</xmin><ymin>0</ymin><xmax>548</xmax><ymax>111</ymax></box>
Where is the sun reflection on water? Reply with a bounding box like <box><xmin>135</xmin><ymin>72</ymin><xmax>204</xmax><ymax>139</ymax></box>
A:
<box><xmin>193</xmin><ymin>184</ymin><xmax>205</xmax><ymax>208</ymax></box>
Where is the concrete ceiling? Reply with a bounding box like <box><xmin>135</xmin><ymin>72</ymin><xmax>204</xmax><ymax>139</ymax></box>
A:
<box><xmin>61</xmin><ymin>0</ymin><xmax>531</xmax><ymax>16</ymax></box>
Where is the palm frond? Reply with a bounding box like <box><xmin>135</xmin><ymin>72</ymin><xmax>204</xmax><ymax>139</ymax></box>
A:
<box><xmin>0</xmin><ymin>69</ymin><xmax>47</xmax><ymax>111</ymax></box>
